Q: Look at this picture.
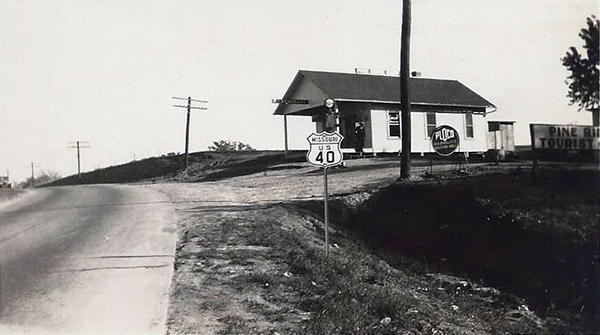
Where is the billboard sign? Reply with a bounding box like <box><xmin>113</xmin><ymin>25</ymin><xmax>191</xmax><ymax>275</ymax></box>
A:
<box><xmin>530</xmin><ymin>124</ymin><xmax>599</xmax><ymax>150</ymax></box>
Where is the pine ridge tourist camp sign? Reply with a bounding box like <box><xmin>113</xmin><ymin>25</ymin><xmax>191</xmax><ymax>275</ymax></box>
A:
<box><xmin>530</xmin><ymin>124</ymin><xmax>600</xmax><ymax>150</ymax></box>
<box><xmin>431</xmin><ymin>125</ymin><xmax>460</xmax><ymax>156</ymax></box>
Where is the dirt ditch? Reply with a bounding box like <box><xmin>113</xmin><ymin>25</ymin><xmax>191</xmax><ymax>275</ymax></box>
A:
<box><xmin>297</xmin><ymin>167</ymin><xmax>599</xmax><ymax>332</ymax></box>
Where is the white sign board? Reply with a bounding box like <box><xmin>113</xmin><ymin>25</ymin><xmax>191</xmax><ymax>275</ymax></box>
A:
<box><xmin>306</xmin><ymin>132</ymin><xmax>344</xmax><ymax>167</ymax></box>
<box><xmin>530</xmin><ymin>124</ymin><xmax>600</xmax><ymax>150</ymax></box>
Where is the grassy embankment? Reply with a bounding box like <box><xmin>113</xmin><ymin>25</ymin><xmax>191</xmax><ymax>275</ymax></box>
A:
<box><xmin>300</xmin><ymin>166</ymin><xmax>598</xmax><ymax>333</ymax></box>
<box><xmin>0</xmin><ymin>189</ymin><xmax>23</xmax><ymax>204</ymax></box>
<box><xmin>169</xmin><ymin>164</ymin><xmax>598</xmax><ymax>334</ymax></box>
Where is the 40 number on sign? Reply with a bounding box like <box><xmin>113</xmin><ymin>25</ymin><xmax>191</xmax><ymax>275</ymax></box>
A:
<box><xmin>314</xmin><ymin>147</ymin><xmax>337</xmax><ymax>164</ymax></box>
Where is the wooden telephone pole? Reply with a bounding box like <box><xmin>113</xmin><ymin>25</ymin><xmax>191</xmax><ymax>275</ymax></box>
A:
<box><xmin>68</xmin><ymin>141</ymin><xmax>90</xmax><ymax>181</ymax></box>
<box><xmin>400</xmin><ymin>0</ymin><xmax>413</xmax><ymax>179</ymax></box>
<box><xmin>172</xmin><ymin>96</ymin><xmax>207</xmax><ymax>171</ymax></box>
<box><xmin>31</xmin><ymin>162</ymin><xmax>35</xmax><ymax>187</ymax></box>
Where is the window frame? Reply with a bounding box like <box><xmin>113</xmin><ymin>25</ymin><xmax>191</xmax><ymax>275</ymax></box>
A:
<box><xmin>465</xmin><ymin>113</ymin><xmax>474</xmax><ymax>139</ymax></box>
<box><xmin>387</xmin><ymin>111</ymin><xmax>401</xmax><ymax>139</ymax></box>
<box><xmin>425</xmin><ymin>112</ymin><xmax>437</xmax><ymax>139</ymax></box>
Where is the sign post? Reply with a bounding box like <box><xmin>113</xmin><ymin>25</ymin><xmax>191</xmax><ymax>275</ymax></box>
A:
<box><xmin>306</xmin><ymin>99</ymin><xmax>343</xmax><ymax>256</ymax></box>
<box><xmin>323</xmin><ymin>166</ymin><xmax>329</xmax><ymax>255</ymax></box>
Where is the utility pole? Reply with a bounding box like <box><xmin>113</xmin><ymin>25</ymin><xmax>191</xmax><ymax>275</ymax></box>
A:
<box><xmin>400</xmin><ymin>0</ymin><xmax>412</xmax><ymax>179</ymax></box>
<box><xmin>172</xmin><ymin>96</ymin><xmax>207</xmax><ymax>171</ymax></box>
<box><xmin>31</xmin><ymin>162</ymin><xmax>35</xmax><ymax>187</ymax></box>
<box><xmin>68</xmin><ymin>141</ymin><xmax>90</xmax><ymax>182</ymax></box>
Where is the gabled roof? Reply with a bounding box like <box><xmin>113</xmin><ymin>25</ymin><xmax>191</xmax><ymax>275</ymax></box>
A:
<box><xmin>274</xmin><ymin>70</ymin><xmax>495</xmax><ymax>115</ymax></box>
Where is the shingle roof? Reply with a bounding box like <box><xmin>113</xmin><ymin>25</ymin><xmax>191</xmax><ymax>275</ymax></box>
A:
<box><xmin>300</xmin><ymin>70</ymin><xmax>494</xmax><ymax>108</ymax></box>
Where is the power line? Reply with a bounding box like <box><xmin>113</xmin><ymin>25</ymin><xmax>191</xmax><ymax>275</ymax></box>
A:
<box><xmin>172</xmin><ymin>96</ymin><xmax>208</xmax><ymax>103</ymax></box>
<box><xmin>67</xmin><ymin>141</ymin><xmax>90</xmax><ymax>182</ymax></box>
<box><xmin>172</xmin><ymin>96</ymin><xmax>208</xmax><ymax>172</ymax></box>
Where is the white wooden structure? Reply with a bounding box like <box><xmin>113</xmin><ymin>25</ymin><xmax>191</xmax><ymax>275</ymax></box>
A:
<box><xmin>274</xmin><ymin>70</ymin><xmax>496</xmax><ymax>154</ymax></box>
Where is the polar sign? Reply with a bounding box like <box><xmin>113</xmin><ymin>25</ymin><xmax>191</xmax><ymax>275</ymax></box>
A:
<box><xmin>307</xmin><ymin>132</ymin><xmax>344</xmax><ymax>167</ymax></box>
<box><xmin>431</xmin><ymin>125</ymin><xmax>460</xmax><ymax>156</ymax></box>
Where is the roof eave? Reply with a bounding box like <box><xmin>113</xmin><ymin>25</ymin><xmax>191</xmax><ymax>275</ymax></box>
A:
<box><xmin>273</xmin><ymin>71</ymin><xmax>305</xmax><ymax>115</ymax></box>
<box><xmin>335</xmin><ymin>98</ymin><xmax>494</xmax><ymax>110</ymax></box>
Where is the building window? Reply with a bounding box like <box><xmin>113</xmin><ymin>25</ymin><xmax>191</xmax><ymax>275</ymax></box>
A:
<box><xmin>426</xmin><ymin>112</ymin><xmax>436</xmax><ymax>138</ymax></box>
<box><xmin>465</xmin><ymin>113</ymin><xmax>474</xmax><ymax>138</ymax></box>
<box><xmin>388</xmin><ymin>111</ymin><xmax>401</xmax><ymax>138</ymax></box>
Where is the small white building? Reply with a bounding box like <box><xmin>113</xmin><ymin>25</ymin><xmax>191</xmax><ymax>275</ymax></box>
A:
<box><xmin>487</xmin><ymin>120</ymin><xmax>516</xmax><ymax>152</ymax></box>
<box><xmin>274</xmin><ymin>70</ymin><xmax>496</xmax><ymax>154</ymax></box>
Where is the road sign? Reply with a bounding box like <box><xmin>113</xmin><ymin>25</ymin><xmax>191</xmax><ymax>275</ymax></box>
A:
<box><xmin>306</xmin><ymin>132</ymin><xmax>344</xmax><ymax>167</ymax></box>
<box><xmin>271</xmin><ymin>98</ymin><xmax>309</xmax><ymax>105</ymax></box>
<box><xmin>530</xmin><ymin>124</ymin><xmax>599</xmax><ymax>150</ymax></box>
<box><xmin>431</xmin><ymin>125</ymin><xmax>460</xmax><ymax>156</ymax></box>
<box><xmin>307</xmin><ymin>131</ymin><xmax>344</xmax><ymax>257</ymax></box>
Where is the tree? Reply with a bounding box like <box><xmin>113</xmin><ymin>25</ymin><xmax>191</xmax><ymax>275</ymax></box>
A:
<box><xmin>562</xmin><ymin>16</ymin><xmax>599</xmax><ymax>125</ymax></box>
<box><xmin>208</xmin><ymin>140</ymin><xmax>255</xmax><ymax>152</ymax></box>
<box><xmin>19</xmin><ymin>170</ymin><xmax>61</xmax><ymax>188</ymax></box>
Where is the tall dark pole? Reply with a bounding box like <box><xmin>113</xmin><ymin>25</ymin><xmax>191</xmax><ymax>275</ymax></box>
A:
<box><xmin>68</xmin><ymin>141</ymin><xmax>89</xmax><ymax>182</ymax></box>
<box><xmin>31</xmin><ymin>162</ymin><xmax>35</xmax><ymax>187</ymax></box>
<box><xmin>185</xmin><ymin>97</ymin><xmax>191</xmax><ymax>170</ymax></box>
<box><xmin>173</xmin><ymin>96</ymin><xmax>208</xmax><ymax>172</ymax></box>
<box><xmin>283</xmin><ymin>114</ymin><xmax>289</xmax><ymax>157</ymax></box>
<box><xmin>76</xmin><ymin>141</ymin><xmax>81</xmax><ymax>180</ymax></box>
<box><xmin>400</xmin><ymin>0</ymin><xmax>412</xmax><ymax>179</ymax></box>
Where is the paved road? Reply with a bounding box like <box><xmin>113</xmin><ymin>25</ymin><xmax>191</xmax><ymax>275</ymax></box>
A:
<box><xmin>0</xmin><ymin>185</ymin><xmax>177</xmax><ymax>334</ymax></box>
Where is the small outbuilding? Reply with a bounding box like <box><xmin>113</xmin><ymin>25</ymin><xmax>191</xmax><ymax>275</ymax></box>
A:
<box><xmin>487</xmin><ymin>120</ymin><xmax>516</xmax><ymax>153</ymax></box>
<box><xmin>273</xmin><ymin>70</ymin><xmax>496</xmax><ymax>154</ymax></box>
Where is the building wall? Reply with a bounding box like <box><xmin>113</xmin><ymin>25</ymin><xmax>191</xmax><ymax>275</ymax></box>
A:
<box><xmin>370</xmin><ymin>108</ymin><xmax>488</xmax><ymax>153</ymax></box>
<box><xmin>280</xmin><ymin>76</ymin><xmax>328</xmax><ymax>115</ymax></box>
<box><xmin>370</xmin><ymin>109</ymin><xmax>401</xmax><ymax>153</ymax></box>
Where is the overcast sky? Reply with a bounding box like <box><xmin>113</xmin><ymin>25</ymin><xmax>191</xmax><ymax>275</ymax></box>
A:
<box><xmin>1</xmin><ymin>0</ymin><xmax>597</xmax><ymax>183</ymax></box>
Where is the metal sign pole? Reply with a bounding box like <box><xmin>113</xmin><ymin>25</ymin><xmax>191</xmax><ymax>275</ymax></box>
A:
<box><xmin>324</xmin><ymin>166</ymin><xmax>329</xmax><ymax>257</ymax></box>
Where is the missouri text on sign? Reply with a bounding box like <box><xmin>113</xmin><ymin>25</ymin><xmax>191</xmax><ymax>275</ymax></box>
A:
<box><xmin>530</xmin><ymin>124</ymin><xmax>600</xmax><ymax>150</ymax></box>
<box><xmin>307</xmin><ymin>132</ymin><xmax>344</xmax><ymax>167</ymax></box>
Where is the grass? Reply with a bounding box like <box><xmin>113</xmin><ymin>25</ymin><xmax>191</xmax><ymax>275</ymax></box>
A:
<box><xmin>0</xmin><ymin>189</ymin><xmax>22</xmax><ymax>203</ymax></box>
<box><xmin>216</xmin><ymin>315</ymin><xmax>254</xmax><ymax>335</ymax></box>
<box><xmin>221</xmin><ymin>207</ymin><xmax>547</xmax><ymax>335</ymax></box>
<box><xmin>162</xmin><ymin>160</ymin><xmax>597</xmax><ymax>334</ymax></box>
<box><xmin>44</xmin><ymin>150</ymin><xmax>307</xmax><ymax>186</ymax></box>
<box><xmin>334</xmin><ymin>166</ymin><xmax>599</xmax><ymax>332</ymax></box>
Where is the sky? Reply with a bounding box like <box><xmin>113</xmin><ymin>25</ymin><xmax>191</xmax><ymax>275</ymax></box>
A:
<box><xmin>0</xmin><ymin>0</ymin><xmax>597</xmax><ymax>184</ymax></box>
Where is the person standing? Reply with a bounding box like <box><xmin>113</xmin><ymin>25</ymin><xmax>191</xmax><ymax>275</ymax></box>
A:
<box><xmin>354</xmin><ymin>122</ymin><xmax>365</xmax><ymax>156</ymax></box>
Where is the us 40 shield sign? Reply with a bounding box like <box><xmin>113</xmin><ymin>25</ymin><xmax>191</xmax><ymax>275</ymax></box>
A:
<box><xmin>306</xmin><ymin>131</ymin><xmax>344</xmax><ymax>257</ymax></box>
<box><xmin>306</xmin><ymin>132</ymin><xmax>344</xmax><ymax>167</ymax></box>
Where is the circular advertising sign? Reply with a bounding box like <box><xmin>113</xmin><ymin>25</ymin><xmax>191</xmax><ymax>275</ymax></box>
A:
<box><xmin>430</xmin><ymin>125</ymin><xmax>460</xmax><ymax>156</ymax></box>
